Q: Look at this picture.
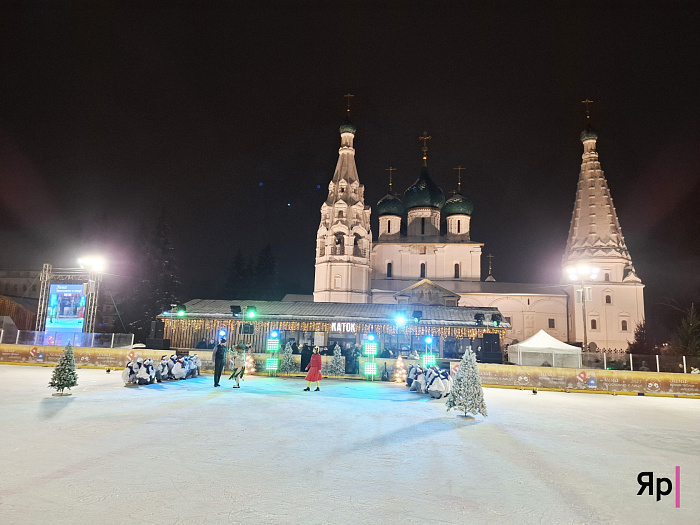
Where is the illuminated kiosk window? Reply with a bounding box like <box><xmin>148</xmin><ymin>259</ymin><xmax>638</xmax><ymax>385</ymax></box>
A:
<box><xmin>266</xmin><ymin>339</ymin><xmax>280</xmax><ymax>352</ymax></box>
<box><xmin>422</xmin><ymin>354</ymin><xmax>436</xmax><ymax>367</ymax></box>
<box><xmin>364</xmin><ymin>362</ymin><xmax>377</xmax><ymax>376</ymax></box>
<box><xmin>266</xmin><ymin>357</ymin><xmax>279</xmax><ymax>371</ymax></box>
<box><xmin>363</xmin><ymin>342</ymin><xmax>378</xmax><ymax>356</ymax></box>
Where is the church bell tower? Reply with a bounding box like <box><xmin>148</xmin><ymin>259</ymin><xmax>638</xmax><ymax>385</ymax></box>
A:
<box><xmin>313</xmin><ymin>98</ymin><xmax>372</xmax><ymax>303</ymax></box>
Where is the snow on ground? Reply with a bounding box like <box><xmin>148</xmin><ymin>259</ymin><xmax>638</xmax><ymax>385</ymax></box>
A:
<box><xmin>0</xmin><ymin>364</ymin><xmax>698</xmax><ymax>525</ymax></box>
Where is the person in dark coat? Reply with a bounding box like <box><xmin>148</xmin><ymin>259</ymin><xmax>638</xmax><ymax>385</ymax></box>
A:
<box><xmin>300</xmin><ymin>344</ymin><xmax>313</xmax><ymax>372</ymax></box>
<box><xmin>343</xmin><ymin>345</ymin><xmax>353</xmax><ymax>374</ymax></box>
<box><xmin>303</xmin><ymin>347</ymin><xmax>323</xmax><ymax>391</ymax></box>
<box><xmin>212</xmin><ymin>338</ymin><xmax>228</xmax><ymax>387</ymax></box>
<box><xmin>292</xmin><ymin>342</ymin><xmax>300</xmax><ymax>354</ymax></box>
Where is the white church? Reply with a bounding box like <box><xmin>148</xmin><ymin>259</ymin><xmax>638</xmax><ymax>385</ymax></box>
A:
<box><xmin>312</xmin><ymin>114</ymin><xmax>644</xmax><ymax>352</ymax></box>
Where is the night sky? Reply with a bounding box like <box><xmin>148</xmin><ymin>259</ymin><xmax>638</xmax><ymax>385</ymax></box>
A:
<box><xmin>1</xmin><ymin>2</ymin><xmax>699</xmax><ymax>339</ymax></box>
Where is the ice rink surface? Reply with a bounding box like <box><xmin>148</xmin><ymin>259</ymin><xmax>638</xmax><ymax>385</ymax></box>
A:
<box><xmin>0</xmin><ymin>364</ymin><xmax>698</xmax><ymax>525</ymax></box>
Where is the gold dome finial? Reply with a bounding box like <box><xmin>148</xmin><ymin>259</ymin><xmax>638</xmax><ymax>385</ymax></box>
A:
<box><xmin>453</xmin><ymin>166</ymin><xmax>466</xmax><ymax>193</ymax></box>
<box><xmin>581</xmin><ymin>99</ymin><xmax>594</xmax><ymax>120</ymax></box>
<box><xmin>385</xmin><ymin>167</ymin><xmax>397</xmax><ymax>195</ymax></box>
<box><xmin>344</xmin><ymin>93</ymin><xmax>355</xmax><ymax>115</ymax></box>
<box><xmin>419</xmin><ymin>131</ymin><xmax>432</xmax><ymax>167</ymax></box>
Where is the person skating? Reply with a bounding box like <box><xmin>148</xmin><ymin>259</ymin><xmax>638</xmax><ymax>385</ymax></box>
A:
<box><xmin>303</xmin><ymin>347</ymin><xmax>323</xmax><ymax>391</ymax></box>
<box><xmin>212</xmin><ymin>338</ymin><xmax>228</xmax><ymax>387</ymax></box>
<box><xmin>229</xmin><ymin>343</ymin><xmax>245</xmax><ymax>388</ymax></box>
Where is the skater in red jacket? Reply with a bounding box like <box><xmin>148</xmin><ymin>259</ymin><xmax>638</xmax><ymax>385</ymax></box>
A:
<box><xmin>304</xmin><ymin>347</ymin><xmax>323</xmax><ymax>391</ymax></box>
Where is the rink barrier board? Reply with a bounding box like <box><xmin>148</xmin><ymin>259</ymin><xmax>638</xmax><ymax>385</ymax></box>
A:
<box><xmin>2</xmin><ymin>344</ymin><xmax>700</xmax><ymax>397</ymax></box>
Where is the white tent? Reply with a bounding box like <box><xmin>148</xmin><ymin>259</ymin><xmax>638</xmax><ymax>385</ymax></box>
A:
<box><xmin>507</xmin><ymin>330</ymin><xmax>582</xmax><ymax>368</ymax></box>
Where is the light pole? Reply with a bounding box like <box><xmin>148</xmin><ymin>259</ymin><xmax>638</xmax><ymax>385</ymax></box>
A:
<box><xmin>78</xmin><ymin>256</ymin><xmax>106</xmax><ymax>334</ymax></box>
<box><xmin>566</xmin><ymin>264</ymin><xmax>598</xmax><ymax>352</ymax></box>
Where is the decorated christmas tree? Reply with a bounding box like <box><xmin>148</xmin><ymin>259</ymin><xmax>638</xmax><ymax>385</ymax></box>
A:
<box><xmin>48</xmin><ymin>344</ymin><xmax>79</xmax><ymax>395</ymax></box>
<box><xmin>327</xmin><ymin>343</ymin><xmax>345</xmax><ymax>377</ymax></box>
<box><xmin>446</xmin><ymin>348</ymin><xmax>487</xmax><ymax>417</ymax></box>
<box><xmin>279</xmin><ymin>342</ymin><xmax>297</xmax><ymax>375</ymax></box>
<box><xmin>393</xmin><ymin>355</ymin><xmax>407</xmax><ymax>383</ymax></box>
<box><xmin>244</xmin><ymin>351</ymin><xmax>256</xmax><ymax>375</ymax></box>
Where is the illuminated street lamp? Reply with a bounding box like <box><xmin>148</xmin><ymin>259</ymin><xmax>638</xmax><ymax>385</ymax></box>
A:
<box><xmin>566</xmin><ymin>264</ymin><xmax>599</xmax><ymax>352</ymax></box>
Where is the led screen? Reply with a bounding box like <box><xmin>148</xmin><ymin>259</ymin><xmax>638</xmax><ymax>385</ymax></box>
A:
<box><xmin>47</xmin><ymin>284</ymin><xmax>86</xmax><ymax>332</ymax></box>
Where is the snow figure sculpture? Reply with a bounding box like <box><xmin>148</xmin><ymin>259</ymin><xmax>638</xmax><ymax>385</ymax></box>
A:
<box><xmin>328</xmin><ymin>343</ymin><xmax>345</xmax><ymax>377</ymax></box>
<box><xmin>406</xmin><ymin>364</ymin><xmax>418</xmax><ymax>387</ymax></box>
<box><xmin>446</xmin><ymin>347</ymin><xmax>487</xmax><ymax>417</ymax></box>
<box><xmin>48</xmin><ymin>343</ymin><xmax>79</xmax><ymax>395</ymax></box>
<box><xmin>279</xmin><ymin>342</ymin><xmax>297</xmax><ymax>375</ymax></box>
<box><xmin>439</xmin><ymin>369</ymin><xmax>453</xmax><ymax>396</ymax></box>
<box><xmin>155</xmin><ymin>356</ymin><xmax>169</xmax><ymax>382</ymax></box>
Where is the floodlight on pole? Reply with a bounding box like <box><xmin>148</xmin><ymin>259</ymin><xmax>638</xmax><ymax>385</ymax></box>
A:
<box><xmin>78</xmin><ymin>256</ymin><xmax>106</xmax><ymax>273</ymax></box>
<box><xmin>566</xmin><ymin>264</ymin><xmax>599</xmax><ymax>352</ymax></box>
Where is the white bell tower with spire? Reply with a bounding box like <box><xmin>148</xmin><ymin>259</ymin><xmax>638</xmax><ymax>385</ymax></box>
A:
<box><xmin>561</xmin><ymin>101</ymin><xmax>644</xmax><ymax>351</ymax></box>
<box><xmin>313</xmin><ymin>96</ymin><xmax>372</xmax><ymax>303</ymax></box>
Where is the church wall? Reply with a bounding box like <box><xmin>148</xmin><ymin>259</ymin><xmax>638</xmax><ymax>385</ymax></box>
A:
<box><xmin>313</xmin><ymin>261</ymin><xmax>370</xmax><ymax>303</ymax></box>
<box><xmin>371</xmin><ymin>243</ymin><xmax>481</xmax><ymax>282</ymax></box>
<box><xmin>458</xmin><ymin>294</ymin><xmax>568</xmax><ymax>345</ymax></box>
<box><xmin>565</xmin><ymin>283</ymin><xmax>644</xmax><ymax>351</ymax></box>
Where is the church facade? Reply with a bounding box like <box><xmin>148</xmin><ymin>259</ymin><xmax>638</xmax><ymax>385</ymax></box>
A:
<box><xmin>313</xmin><ymin>115</ymin><xmax>644</xmax><ymax>351</ymax></box>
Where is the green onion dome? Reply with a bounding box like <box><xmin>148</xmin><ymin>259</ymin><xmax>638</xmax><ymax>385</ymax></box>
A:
<box><xmin>442</xmin><ymin>193</ymin><xmax>474</xmax><ymax>216</ymax></box>
<box><xmin>403</xmin><ymin>167</ymin><xmax>446</xmax><ymax>210</ymax></box>
<box><xmin>580</xmin><ymin>123</ymin><xmax>598</xmax><ymax>142</ymax></box>
<box><xmin>376</xmin><ymin>193</ymin><xmax>406</xmax><ymax>217</ymax></box>
<box><xmin>339</xmin><ymin>116</ymin><xmax>356</xmax><ymax>135</ymax></box>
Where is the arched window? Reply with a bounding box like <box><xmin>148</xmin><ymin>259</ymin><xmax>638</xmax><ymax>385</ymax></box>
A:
<box><xmin>421</xmin><ymin>217</ymin><xmax>425</xmax><ymax>235</ymax></box>
<box><xmin>454</xmin><ymin>263</ymin><xmax>460</xmax><ymax>278</ymax></box>
<box><xmin>32</xmin><ymin>285</ymin><xmax>37</xmax><ymax>292</ymax></box>
<box><xmin>621</xmin><ymin>320</ymin><xmax>628</xmax><ymax>331</ymax></box>
<box><xmin>457</xmin><ymin>220</ymin><xmax>461</xmax><ymax>233</ymax></box>
<box><xmin>420</xmin><ymin>263</ymin><xmax>426</xmax><ymax>278</ymax></box>
<box><xmin>338</xmin><ymin>210</ymin><xmax>344</xmax><ymax>218</ymax></box>
<box><xmin>605</xmin><ymin>295</ymin><xmax>611</xmax><ymax>304</ymax></box>
<box><xmin>22</xmin><ymin>285</ymin><xmax>27</xmax><ymax>291</ymax></box>
<box><xmin>387</xmin><ymin>221</ymin><xmax>391</xmax><ymax>233</ymax></box>
<box><xmin>591</xmin><ymin>319</ymin><xmax>597</xmax><ymax>330</ymax></box>
<box><xmin>604</xmin><ymin>273</ymin><xmax>610</xmax><ymax>282</ymax></box>
<box><xmin>387</xmin><ymin>263</ymin><xmax>393</xmax><ymax>278</ymax></box>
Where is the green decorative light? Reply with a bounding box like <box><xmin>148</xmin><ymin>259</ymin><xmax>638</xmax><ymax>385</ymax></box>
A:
<box><xmin>422</xmin><ymin>353</ymin><xmax>436</xmax><ymax>367</ymax></box>
<box><xmin>177</xmin><ymin>310</ymin><xmax>185</xmax><ymax>317</ymax></box>
<box><xmin>492</xmin><ymin>320</ymin><xmax>499</xmax><ymax>327</ymax></box>
<box><xmin>363</xmin><ymin>342</ymin><xmax>378</xmax><ymax>356</ymax></box>
<box><xmin>364</xmin><ymin>362</ymin><xmax>377</xmax><ymax>376</ymax></box>
<box><xmin>247</xmin><ymin>306</ymin><xmax>257</xmax><ymax>319</ymax></box>
<box><xmin>266</xmin><ymin>357</ymin><xmax>279</xmax><ymax>371</ymax></box>
<box><xmin>266</xmin><ymin>339</ymin><xmax>280</xmax><ymax>352</ymax></box>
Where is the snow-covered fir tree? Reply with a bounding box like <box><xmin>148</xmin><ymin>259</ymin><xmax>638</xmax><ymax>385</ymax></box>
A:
<box><xmin>279</xmin><ymin>342</ymin><xmax>296</xmax><ymax>375</ymax></box>
<box><xmin>48</xmin><ymin>344</ymin><xmax>79</xmax><ymax>394</ymax></box>
<box><xmin>327</xmin><ymin>343</ymin><xmax>345</xmax><ymax>376</ymax></box>
<box><xmin>446</xmin><ymin>348</ymin><xmax>487</xmax><ymax>417</ymax></box>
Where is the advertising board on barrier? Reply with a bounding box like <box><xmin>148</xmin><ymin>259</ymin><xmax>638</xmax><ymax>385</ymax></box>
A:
<box><xmin>478</xmin><ymin>364</ymin><xmax>700</xmax><ymax>396</ymax></box>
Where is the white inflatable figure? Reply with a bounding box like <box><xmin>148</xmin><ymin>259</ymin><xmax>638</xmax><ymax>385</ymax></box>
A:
<box><xmin>172</xmin><ymin>356</ymin><xmax>187</xmax><ymax>379</ymax></box>
<box><xmin>191</xmin><ymin>354</ymin><xmax>201</xmax><ymax>377</ymax></box>
<box><xmin>427</xmin><ymin>368</ymin><xmax>446</xmax><ymax>399</ymax></box>
<box><xmin>406</xmin><ymin>365</ymin><xmax>418</xmax><ymax>387</ymax></box>
<box><xmin>132</xmin><ymin>357</ymin><xmax>143</xmax><ymax>380</ymax></box>
<box><xmin>167</xmin><ymin>355</ymin><xmax>177</xmax><ymax>379</ymax></box>
<box><xmin>439</xmin><ymin>369</ymin><xmax>452</xmax><ymax>396</ymax></box>
<box><xmin>121</xmin><ymin>361</ymin><xmax>138</xmax><ymax>385</ymax></box>
<box><xmin>410</xmin><ymin>368</ymin><xmax>426</xmax><ymax>393</ymax></box>
<box><xmin>155</xmin><ymin>356</ymin><xmax>169</xmax><ymax>382</ymax></box>
<box><xmin>137</xmin><ymin>358</ymin><xmax>155</xmax><ymax>385</ymax></box>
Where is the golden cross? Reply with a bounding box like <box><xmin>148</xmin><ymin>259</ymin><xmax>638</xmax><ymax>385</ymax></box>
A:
<box><xmin>385</xmin><ymin>167</ymin><xmax>397</xmax><ymax>194</ymax></box>
<box><xmin>419</xmin><ymin>131</ymin><xmax>432</xmax><ymax>167</ymax></box>
<box><xmin>581</xmin><ymin>99</ymin><xmax>594</xmax><ymax>119</ymax></box>
<box><xmin>487</xmin><ymin>253</ymin><xmax>494</xmax><ymax>275</ymax></box>
<box><xmin>453</xmin><ymin>166</ymin><xmax>466</xmax><ymax>193</ymax></box>
<box><xmin>344</xmin><ymin>93</ymin><xmax>355</xmax><ymax>114</ymax></box>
